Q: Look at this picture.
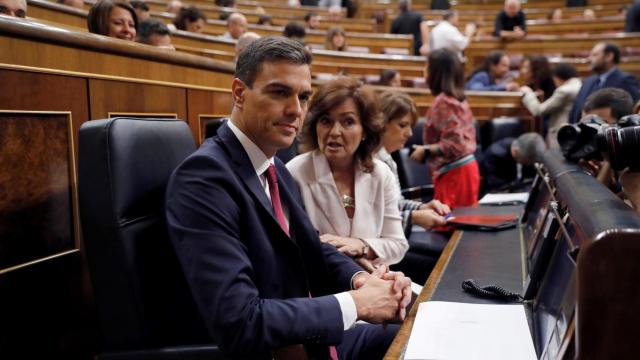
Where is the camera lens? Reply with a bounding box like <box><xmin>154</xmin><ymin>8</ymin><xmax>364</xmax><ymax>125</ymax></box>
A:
<box><xmin>557</xmin><ymin>124</ymin><xmax>580</xmax><ymax>152</ymax></box>
<box><xmin>605</xmin><ymin>126</ymin><xmax>640</xmax><ymax>171</ymax></box>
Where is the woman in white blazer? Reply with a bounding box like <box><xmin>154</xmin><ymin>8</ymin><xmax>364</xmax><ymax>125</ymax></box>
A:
<box><xmin>520</xmin><ymin>63</ymin><xmax>582</xmax><ymax>149</ymax></box>
<box><xmin>287</xmin><ymin>78</ymin><xmax>408</xmax><ymax>269</ymax></box>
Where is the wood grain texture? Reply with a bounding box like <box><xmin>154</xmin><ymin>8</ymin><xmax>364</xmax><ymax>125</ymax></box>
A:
<box><xmin>384</xmin><ymin>231</ymin><xmax>464</xmax><ymax>360</ymax></box>
<box><xmin>187</xmin><ymin>88</ymin><xmax>232</xmax><ymax>144</ymax></box>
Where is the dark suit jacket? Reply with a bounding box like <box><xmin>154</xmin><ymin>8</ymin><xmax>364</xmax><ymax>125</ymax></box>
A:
<box><xmin>569</xmin><ymin>68</ymin><xmax>640</xmax><ymax>123</ymax></box>
<box><xmin>165</xmin><ymin>123</ymin><xmax>362</xmax><ymax>359</ymax></box>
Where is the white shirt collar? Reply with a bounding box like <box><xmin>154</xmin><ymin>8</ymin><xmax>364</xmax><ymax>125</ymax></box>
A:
<box><xmin>227</xmin><ymin>120</ymin><xmax>273</xmax><ymax>177</ymax></box>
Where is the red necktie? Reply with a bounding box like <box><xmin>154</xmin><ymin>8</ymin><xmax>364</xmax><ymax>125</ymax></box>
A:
<box><xmin>265</xmin><ymin>164</ymin><xmax>289</xmax><ymax>237</ymax></box>
<box><xmin>265</xmin><ymin>164</ymin><xmax>339</xmax><ymax>360</ymax></box>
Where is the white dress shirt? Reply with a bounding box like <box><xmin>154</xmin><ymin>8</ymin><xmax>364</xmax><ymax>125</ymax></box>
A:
<box><xmin>430</xmin><ymin>20</ymin><xmax>470</xmax><ymax>58</ymax></box>
<box><xmin>227</xmin><ymin>120</ymin><xmax>358</xmax><ymax>330</ymax></box>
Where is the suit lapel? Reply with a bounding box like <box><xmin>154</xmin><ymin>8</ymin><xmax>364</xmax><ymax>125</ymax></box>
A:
<box><xmin>308</xmin><ymin>151</ymin><xmax>351</xmax><ymax>236</ymax></box>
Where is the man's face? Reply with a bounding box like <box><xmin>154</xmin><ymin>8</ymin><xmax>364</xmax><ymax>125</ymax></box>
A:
<box><xmin>229</xmin><ymin>16</ymin><xmax>247</xmax><ymax>39</ymax></box>
<box><xmin>505</xmin><ymin>0</ymin><xmax>520</xmax><ymax>17</ymax></box>
<box><xmin>490</xmin><ymin>55</ymin><xmax>511</xmax><ymax>80</ymax></box>
<box><xmin>589</xmin><ymin>43</ymin><xmax>612</xmax><ymax>74</ymax></box>
<box><xmin>308</xmin><ymin>15</ymin><xmax>319</xmax><ymax>29</ymax></box>
<box><xmin>148</xmin><ymin>33</ymin><xmax>173</xmax><ymax>49</ymax></box>
<box><xmin>0</xmin><ymin>0</ymin><xmax>26</xmax><ymax>18</ymax></box>
<box><xmin>232</xmin><ymin>61</ymin><xmax>313</xmax><ymax>157</ymax></box>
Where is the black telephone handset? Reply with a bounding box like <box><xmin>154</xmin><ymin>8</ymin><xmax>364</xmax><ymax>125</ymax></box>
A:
<box><xmin>462</xmin><ymin>279</ymin><xmax>524</xmax><ymax>303</ymax></box>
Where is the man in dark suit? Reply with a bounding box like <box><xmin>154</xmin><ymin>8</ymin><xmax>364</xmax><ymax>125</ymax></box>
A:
<box><xmin>391</xmin><ymin>0</ymin><xmax>429</xmax><ymax>55</ymax></box>
<box><xmin>569</xmin><ymin>42</ymin><xmax>640</xmax><ymax>123</ymax></box>
<box><xmin>165</xmin><ymin>37</ymin><xmax>411</xmax><ymax>359</ymax></box>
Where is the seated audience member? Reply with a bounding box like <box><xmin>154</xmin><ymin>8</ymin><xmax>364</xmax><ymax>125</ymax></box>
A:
<box><xmin>582</xmin><ymin>87</ymin><xmax>634</xmax><ymax>124</ymax></box>
<box><xmin>220</xmin><ymin>12</ymin><xmax>247</xmax><ymax>40</ymax></box>
<box><xmin>287</xmin><ymin>77</ymin><xmax>409</xmax><ymax>271</ymax></box>
<box><xmin>283</xmin><ymin>22</ymin><xmax>306</xmax><ymax>44</ymax></box>
<box><xmin>626</xmin><ymin>1</ymin><xmax>640</xmax><ymax>33</ymax></box>
<box><xmin>88</xmin><ymin>0</ymin><xmax>138</xmax><ymax>42</ymax></box>
<box><xmin>379</xmin><ymin>69</ymin><xmax>402</xmax><ymax>87</ymax></box>
<box><xmin>520</xmin><ymin>56</ymin><xmax>555</xmax><ymax>101</ymax></box>
<box><xmin>466</xmin><ymin>50</ymin><xmax>519</xmax><ymax>91</ymax></box>
<box><xmin>0</xmin><ymin>0</ymin><xmax>26</xmax><ymax>17</ymax></box>
<box><xmin>566</xmin><ymin>0</ymin><xmax>586</xmax><ymax>7</ymax></box>
<box><xmin>412</xmin><ymin>49</ymin><xmax>480</xmax><ymax>208</ymax></box>
<box><xmin>548</xmin><ymin>8</ymin><xmax>562</xmax><ymax>21</ymax></box>
<box><xmin>325</xmin><ymin>26</ymin><xmax>347</xmax><ymax>51</ymax></box>
<box><xmin>479</xmin><ymin>133</ymin><xmax>545</xmax><ymax>193</ymax></box>
<box><xmin>305</xmin><ymin>12</ymin><xmax>320</xmax><ymax>30</ymax></box>
<box><xmin>215</xmin><ymin>0</ymin><xmax>236</xmax><ymax>7</ymax></box>
<box><xmin>173</xmin><ymin>6</ymin><xmax>206</xmax><ymax>34</ymax></box>
<box><xmin>377</xmin><ymin>91</ymin><xmax>450</xmax><ymax>233</ymax></box>
<box><xmin>137</xmin><ymin>18</ymin><xmax>174</xmax><ymax>49</ymax></box>
<box><xmin>391</xmin><ymin>0</ymin><xmax>429</xmax><ymax>55</ymax></box>
<box><xmin>569</xmin><ymin>42</ymin><xmax>640</xmax><ymax>123</ymax></box>
<box><xmin>166</xmin><ymin>36</ymin><xmax>410</xmax><ymax>359</ymax></box>
<box><xmin>521</xmin><ymin>63</ymin><xmax>582</xmax><ymax>148</ymax></box>
<box><xmin>234</xmin><ymin>31</ymin><xmax>259</xmax><ymax>59</ymax></box>
<box><xmin>165</xmin><ymin>0</ymin><xmax>182</xmax><ymax>15</ymax></box>
<box><xmin>582</xmin><ymin>8</ymin><xmax>596</xmax><ymax>20</ymax></box>
<box><xmin>257</xmin><ymin>14</ymin><xmax>272</xmax><ymax>26</ymax></box>
<box><xmin>57</xmin><ymin>0</ymin><xmax>83</xmax><ymax>9</ymax></box>
<box><xmin>494</xmin><ymin>0</ymin><xmax>526</xmax><ymax>40</ymax></box>
<box><xmin>430</xmin><ymin>11</ymin><xmax>476</xmax><ymax>59</ymax></box>
<box><xmin>130</xmin><ymin>0</ymin><xmax>149</xmax><ymax>21</ymax></box>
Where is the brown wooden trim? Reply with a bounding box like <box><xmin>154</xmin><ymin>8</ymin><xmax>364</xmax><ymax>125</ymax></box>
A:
<box><xmin>383</xmin><ymin>230</ymin><xmax>464</xmax><ymax>360</ymax></box>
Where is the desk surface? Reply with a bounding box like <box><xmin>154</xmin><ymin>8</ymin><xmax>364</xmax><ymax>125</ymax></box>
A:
<box><xmin>384</xmin><ymin>205</ymin><xmax>525</xmax><ymax>359</ymax></box>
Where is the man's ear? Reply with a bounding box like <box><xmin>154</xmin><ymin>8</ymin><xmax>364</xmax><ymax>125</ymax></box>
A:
<box><xmin>232</xmin><ymin>78</ymin><xmax>247</xmax><ymax>109</ymax></box>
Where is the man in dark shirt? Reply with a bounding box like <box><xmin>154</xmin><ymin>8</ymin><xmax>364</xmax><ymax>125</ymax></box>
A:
<box><xmin>626</xmin><ymin>1</ymin><xmax>640</xmax><ymax>33</ymax></box>
<box><xmin>493</xmin><ymin>0</ymin><xmax>526</xmax><ymax>39</ymax></box>
<box><xmin>391</xmin><ymin>0</ymin><xmax>429</xmax><ymax>55</ymax></box>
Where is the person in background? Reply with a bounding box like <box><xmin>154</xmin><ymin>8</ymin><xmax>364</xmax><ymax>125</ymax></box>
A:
<box><xmin>165</xmin><ymin>0</ymin><xmax>182</xmax><ymax>14</ymax></box>
<box><xmin>391</xmin><ymin>0</ymin><xmax>430</xmax><ymax>56</ymax></box>
<box><xmin>220</xmin><ymin>12</ymin><xmax>247</xmax><ymax>39</ymax></box>
<box><xmin>287</xmin><ymin>77</ymin><xmax>409</xmax><ymax>271</ymax></box>
<box><xmin>479</xmin><ymin>133</ymin><xmax>546</xmax><ymax>193</ymax></box>
<box><xmin>88</xmin><ymin>0</ymin><xmax>138</xmax><ymax>42</ymax></box>
<box><xmin>305</xmin><ymin>11</ymin><xmax>320</xmax><ymax>30</ymax></box>
<box><xmin>173</xmin><ymin>6</ymin><xmax>207</xmax><ymax>33</ymax></box>
<box><xmin>325</xmin><ymin>26</ymin><xmax>347</xmax><ymax>51</ymax></box>
<box><xmin>137</xmin><ymin>18</ymin><xmax>174</xmax><ymax>49</ymax></box>
<box><xmin>129</xmin><ymin>0</ymin><xmax>149</xmax><ymax>21</ymax></box>
<box><xmin>466</xmin><ymin>50</ymin><xmax>519</xmax><ymax>91</ymax></box>
<box><xmin>548</xmin><ymin>8</ymin><xmax>563</xmax><ymax>21</ymax></box>
<box><xmin>283</xmin><ymin>21</ymin><xmax>306</xmax><ymax>44</ymax></box>
<box><xmin>582</xmin><ymin>87</ymin><xmax>634</xmax><ymax>125</ymax></box>
<box><xmin>569</xmin><ymin>42</ymin><xmax>640</xmax><ymax>123</ymax></box>
<box><xmin>520</xmin><ymin>56</ymin><xmax>556</xmax><ymax>101</ymax></box>
<box><xmin>379</xmin><ymin>69</ymin><xmax>402</xmax><ymax>87</ymax></box>
<box><xmin>494</xmin><ymin>0</ymin><xmax>526</xmax><ymax>40</ymax></box>
<box><xmin>430</xmin><ymin>10</ymin><xmax>476</xmax><ymax>59</ymax></box>
<box><xmin>412</xmin><ymin>49</ymin><xmax>480</xmax><ymax>208</ymax></box>
<box><xmin>626</xmin><ymin>0</ymin><xmax>640</xmax><ymax>32</ymax></box>
<box><xmin>57</xmin><ymin>0</ymin><xmax>83</xmax><ymax>9</ymax></box>
<box><xmin>257</xmin><ymin>14</ymin><xmax>272</xmax><ymax>26</ymax></box>
<box><xmin>521</xmin><ymin>63</ymin><xmax>582</xmax><ymax>148</ymax></box>
<box><xmin>234</xmin><ymin>31</ymin><xmax>260</xmax><ymax>59</ymax></box>
<box><xmin>582</xmin><ymin>8</ymin><xmax>596</xmax><ymax>20</ymax></box>
<box><xmin>0</xmin><ymin>0</ymin><xmax>26</xmax><ymax>17</ymax></box>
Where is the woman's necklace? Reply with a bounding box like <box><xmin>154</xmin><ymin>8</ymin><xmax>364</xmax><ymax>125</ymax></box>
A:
<box><xmin>342</xmin><ymin>194</ymin><xmax>355</xmax><ymax>208</ymax></box>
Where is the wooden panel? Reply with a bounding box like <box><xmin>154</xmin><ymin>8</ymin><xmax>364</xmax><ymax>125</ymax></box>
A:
<box><xmin>187</xmin><ymin>88</ymin><xmax>232</xmax><ymax>144</ymax></box>
<box><xmin>89</xmin><ymin>79</ymin><xmax>187</xmax><ymax>120</ymax></box>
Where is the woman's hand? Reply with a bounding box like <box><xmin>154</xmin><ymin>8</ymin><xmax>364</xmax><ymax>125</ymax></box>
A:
<box><xmin>320</xmin><ymin>234</ymin><xmax>366</xmax><ymax>258</ymax></box>
<box><xmin>411</xmin><ymin>209</ymin><xmax>446</xmax><ymax>229</ymax></box>
<box><xmin>410</xmin><ymin>145</ymin><xmax>427</xmax><ymax>163</ymax></box>
<box><xmin>420</xmin><ymin>199</ymin><xmax>451</xmax><ymax>215</ymax></box>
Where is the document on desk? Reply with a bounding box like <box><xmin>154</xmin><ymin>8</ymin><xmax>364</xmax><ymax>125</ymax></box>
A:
<box><xmin>478</xmin><ymin>192</ymin><xmax>529</xmax><ymax>205</ymax></box>
<box><xmin>404</xmin><ymin>301</ymin><xmax>536</xmax><ymax>360</ymax></box>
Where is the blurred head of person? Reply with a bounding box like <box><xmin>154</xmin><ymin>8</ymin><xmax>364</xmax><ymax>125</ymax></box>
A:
<box><xmin>511</xmin><ymin>132</ymin><xmax>546</xmax><ymax>166</ymax></box>
<box><xmin>235</xmin><ymin>31</ymin><xmax>260</xmax><ymax>57</ymax></box>
<box><xmin>257</xmin><ymin>14</ymin><xmax>272</xmax><ymax>26</ymax></box>
<box><xmin>88</xmin><ymin>0</ymin><xmax>138</xmax><ymax>41</ymax></box>
<box><xmin>443</xmin><ymin>10</ymin><xmax>459</xmax><ymax>26</ymax></box>
<box><xmin>165</xmin><ymin>0</ymin><xmax>182</xmax><ymax>14</ymax></box>
<box><xmin>588</xmin><ymin>42</ymin><xmax>620</xmax><ymax>74</ymax></box>
<box><xmin>300</xmin><ymin>77</ymin><xmax>383</xmax><ymax>172</ymax></box>
<box><xmin>583</xmin><ymin>8</ymin><xmax>595</xmax><ymax>20</ymax></box>
<box><xmin>582</xmin><ymin>88</ymin><xmax>634</xmax><ymax>124</ymax></box>
<box><xmin>227</xmin><ymin>12</ymin><xmax>248</xmax><ymax>39</ymax></box>
<box><xmin>504</xmin><ymin>0</ymin><xmax>521</xmax><ymax>18</ymax></box>
<box><xmin>304</xmin><ymin>12</ymin><xmax>320</xmax><ymax>29</ymax></box>
<box><xmin>173</xmin><ymin>6</ymin><xmax>207</xmax><ymax>33</ymax></box>
<box><xmin>548</xmin><ymin>8</ymin><xmax>562</xmax><ymax>21</ymax></box>
<box><xmin>521</xmin><ymin>56</ymin><xmax>554</xmax><ymax>97</ymax></box>
<box><xmin>283</xmin><ymin>21</ymin><xmax>306</xmax><ymax>43</ymax></box>
<box><xmin>0</xmin><ymin>0</ymin><xmax>26</xmax><ymax>18</ymax></box>
<box><xmin>428</xmin><ymin>48</ymin><xmax>466</xmax><ymax>101</ymax></box>
<box><xmin>379</xmin><ymin>69</ymin><xmax>402</xmax><ymax>87</ymax></box>
<box><xmin>325</xmin><ymin>26</ymin><xmax>346</xmax><ymax>51</ymax></box>
<box><xmin>551</xmin><ymin>62</ymin><xmax>578</xmax><ymax>87</ymax></box>
<box><xmin>57</xmin><ymin>0</ymin><xmax>83</xmax><ymax>9</ymax></box>
<box><xmin>137</xmin><ymin>18</ymin><xmax>174</xmax><ymax>49</ymax></box>
<box><xmin>129</xmin><ymin>0</ymin><xmax>150</xmax><ymax>21</ymax></box>
<box><xmin>379</xmin><ymin>91</ymin><xmax>418</xmax><ymax>153</ymax></box>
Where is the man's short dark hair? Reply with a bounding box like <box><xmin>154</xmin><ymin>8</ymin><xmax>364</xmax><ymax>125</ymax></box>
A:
<box><xmin>583</xmin><ymin>88</ymin><xmax>634</xmax><ymax>120</ymax></box>
<box><xmin>173</xmin><ymin>6</ymin><xmax>207</xmax><ymax>30</ymax></box>
<box><xmin>137</xmin><ymin>18</ymin><xmax>170</xmax><ymax>43</ymax></box>
<box><xmin>130</xmin><ymin>0</ymin><xmax>149</xmax><ymax>11</ymax></box>
<box><xmin>283</xmin><ymin>22</ymin><xmax>306</xmax><ymax>39</ymax></box>
<box><xmin>602</xmin><ymin>42</ymin><xmax>621</xmax><ymax>64</ymax></box>
<box><xmin>235</xmin><ymin>36</ymin><xmax>312</xmax><ymax>88</ymax></box>
<box><xmin>304</xmin><ymin>12</ymin><xmax>317</xmax><ymax>22</ymax></box>
<box><xmin>552</xmin><ymin>63</ymin><xmax>578</xmax><ymax>81</ymax></box>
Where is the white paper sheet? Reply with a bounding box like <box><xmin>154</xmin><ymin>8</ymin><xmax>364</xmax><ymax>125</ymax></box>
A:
<box><xmin>404</xmin><ymin>301</ymin><xmax>537</xmax><ymax>360</ymax></box>
<box><xmin>478</xmin><ymin>192</ymin><xmax>529</xmax><ymax>205</ymax></box>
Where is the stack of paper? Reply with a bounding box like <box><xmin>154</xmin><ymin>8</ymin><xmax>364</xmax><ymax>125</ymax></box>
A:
<box><xmin>404</xmin><ymin>301</ymin><xmax>537</xmax><ymax>360</ymax></box>
<box><xmin>478</xmin><ymin>192</ymin><xmax>529</xmax><ymax>205</ymax></box>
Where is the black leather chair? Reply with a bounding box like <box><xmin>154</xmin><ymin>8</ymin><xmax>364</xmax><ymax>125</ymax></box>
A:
<box><xmin>480</xmin><ymin>116</ymin><xmax>523</xmax><ymax>150</ymax></box>
<box><xmin>204</xmin><ymin>118</ymin><xmax>228</xmax><ymax>140</ymax></box>
<box><xmin>78</xmin><ymin>118</ymin><xmax>223</xmax><ymax>360</ymax></box>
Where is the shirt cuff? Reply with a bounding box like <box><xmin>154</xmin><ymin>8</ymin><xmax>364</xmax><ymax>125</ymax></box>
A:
<box><xmin>334</xmin><ymin>292</ymin><xmax>358</xmax><ymax>330</ymax></box>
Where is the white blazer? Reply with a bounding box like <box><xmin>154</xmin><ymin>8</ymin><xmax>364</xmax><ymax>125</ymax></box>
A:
<box><xmin>287</xmin><ymin>150</ymin><xmax>408</xmax><ymax>265</ymax></box>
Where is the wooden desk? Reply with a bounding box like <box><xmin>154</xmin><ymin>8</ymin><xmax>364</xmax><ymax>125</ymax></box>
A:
<box><xmin>385</xmin><ymin>205</ymin><xmax>525</xmax><ymax>359</ymax></box>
